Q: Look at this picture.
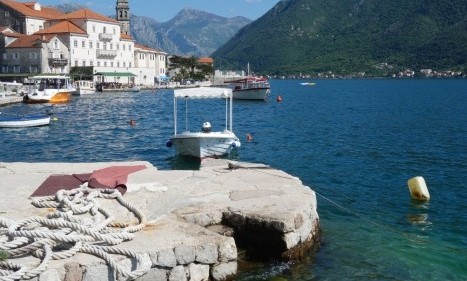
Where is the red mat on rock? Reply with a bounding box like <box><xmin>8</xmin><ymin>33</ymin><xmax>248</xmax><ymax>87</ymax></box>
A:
<box><xmin>31</xmin><ymin>165</ymin><xmax>146</xmax><ymax>197</ymax></box>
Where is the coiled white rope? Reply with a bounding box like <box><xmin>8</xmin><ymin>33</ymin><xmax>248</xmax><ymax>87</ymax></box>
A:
<box><xmin>0</xmin><ymin>184</ymin><xmax>150</xmax><ymax>280</ymax></box>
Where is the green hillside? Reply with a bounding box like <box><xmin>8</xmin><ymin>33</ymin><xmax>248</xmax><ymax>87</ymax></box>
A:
<box><xmin>212</xmin><ymin>0</ymin><xmax>467</xmax><ymax>76</ymax></box>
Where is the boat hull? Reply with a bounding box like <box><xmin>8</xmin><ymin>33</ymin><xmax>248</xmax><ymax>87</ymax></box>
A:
<box><xmin>170</xmin><ymin>131</ymin><xmax>240</xmax><ymax>159</ymax></box>
<box><xmin>24</xmin><ymin>92</ymin><xmax>72</xmax><ymax>104</ymax></box>
<box><xmin>74</xmin><ymin>89</ymin><xmax>96</xmax><ymax>95</ymax></box>
<box><xmin>233</xmin><ymin>88</ymin><xmax>270</xmax><ymax>100</ymax></box>
<box><xmin>0</xmin><ymin>115</ymin><xmax>50</xmax><ymax>128</ymax></box>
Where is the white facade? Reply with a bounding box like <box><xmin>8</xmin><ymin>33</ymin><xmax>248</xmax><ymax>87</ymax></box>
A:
<box><xmin>24</xmin><ymin>18</ymin><xmax>46</xmax><ymax>35</ymax></box>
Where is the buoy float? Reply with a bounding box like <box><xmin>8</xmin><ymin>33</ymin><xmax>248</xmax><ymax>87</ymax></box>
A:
<box><xmin>276</xmin><ymin>95</ymin><xmax>282</xmax><ymax>102</ymax></box>
<box><xmin>407</xmin><ymin>176</ymin><xmax>430</xmax><ymax>201</ymax></box>
<box><xmin>129</xmin><ymin>119</ymin><xmax>136</xmax><ymax>126</ymax></box>
<box><xmin>246</xmin><ymin>133</ymin><xmax>253</xmax><ymax>141</ymax></box>
<box><xmin>52</xmin><ymin>117</ymin><xmax>58</xmax><ymax>121</ymax></box>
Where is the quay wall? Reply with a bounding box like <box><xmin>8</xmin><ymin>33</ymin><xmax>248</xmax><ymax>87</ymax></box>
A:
<box><xmin>0</xmin><ymin>159</ymin><xmax>319</xmax><ymax>280</ymax></box>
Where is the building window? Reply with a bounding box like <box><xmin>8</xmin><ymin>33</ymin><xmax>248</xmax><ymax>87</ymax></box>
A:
<box><xmin>13</xmin><ymin>65</ymin><xmax>20</xmax><ymax>73</ymax></box>
<box><xmin>4</xmin><ymin>11</ymin><xmax>9</xmax><ymax>17</ymax></box>
<box><xmin>117</xmin><ymin>62</ymin><xmax>120</xmax><ymax>67</ymax></box>
<box><xmin>82</xmin><ymin>41</ymin><xmax>85</xmax><ymax>48</ymax></box>
<box><xmin>2</xmin><ymin>53</ymin><xmax>7</xmax><ymax>59</ymax></box>
<box><xmin>89</xmin><ymin>41</ymin><xmax>93</xmax><ymax>49</ymax></box>
<box><xmin>74</xmin><ymin>60</ymin><xmax>78</xmax><ymax>66</ymax></box>
<box><xmin>111</xmin><ymin>61</ymin><xmax>113</xmax><ymax>67</ymax></box>
<box><xmin>2</xmin><ymin>66</ymin><xmax>8</xmax><ymax>73</ymax></box>
<box><xmin>82</xmin><ymin>61</ymin><xmax>86</xmax><ymax>66</ymax></box>
<box><xmin>113</xmin><ymin>28</ymin><xmax>116</xmax><ymax>34</ymax></box>
<box><xmin>90</xmin><ymin>61</ymin><xmax>94</xmax><ymax>66</ymax></box>
<box><xmin>92</xmin><ymin>25</ymin><xmax>96</xmax><ymax>33</ymax></box>
<box><xmin>74</xmin><ymin>40</ymin><xmax>78</xmax><ymax>47</ymax></box>
<box><xmin>97</xmin><ymin>42</ymin><xmax>100</xmax><ymax>49</ymax></box>
<box><xmin>30</xmin><ymin>52</ymin><xmax>38</xmax><ymax>59</ymax></box>
<box><xmin>123</xmin><ymin>62</ymin><xmax>126</xmax><ymax>67</ymax></box>
<box><xmin>110</xmin><ymin>43</ymin><xmax>113</xmax><ymax>50</ymax></box>
<box><xmin>53</xmin><ymin>40</ymin><xmax>59</xmax><ymax>49</ymax></box>
<box><xmin>97</xmin><ymin>61</ymin><xmax>100</xmax><ymax>67</ymax></box>
<box><xmin>129</xmin><ymin>45</ymin><xmax>131</xmax><ymax>51</ymax></box>
<box><xmin>123</xmin><ymin>44</ymin><xmax>126</xmax><ymax>51</ymax></box>
<box><xmin>30</xmin><ymin>65</ymin><xmax>39</xmax><ymax>73</ymax></box>
<box><xmin>116</xmin><ymin>44</ymin><xmax>119</xmax><ymax>50</ymax></box>
<box><xmin>104</xmin><ymin>61</ymin><xmax>107</xmax><ymax>67</ymax></box>
<box><xmin>103</xmin><ymin>26</ymin><xmax>107</xmax><ymax>33</ymax></box>
<box><xmin>129</xmin><ymin>63</ymin><xmax>131</xmax><ymax>68</ymax></box>
<box><xmin>13</xmin><ymin>53</ymin><xmax>19</xmax><ymax>60</ymax></box>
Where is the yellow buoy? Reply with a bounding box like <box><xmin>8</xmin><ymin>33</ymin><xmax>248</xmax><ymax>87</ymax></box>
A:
<box><xmin>407</xmin><ymin>176</ymin><xmax>430</xmax><ymax>201</ymax></box>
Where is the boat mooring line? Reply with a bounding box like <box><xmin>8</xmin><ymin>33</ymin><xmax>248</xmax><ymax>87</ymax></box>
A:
<box><xmin>312</xmin><ymin>187</ymin><xmax>465</xmax><ymax>253</ymax></box>
<box><xmin>224</xmin><ymin>162</ymin><xmax>464</xmax><ymax>253</ymax></box>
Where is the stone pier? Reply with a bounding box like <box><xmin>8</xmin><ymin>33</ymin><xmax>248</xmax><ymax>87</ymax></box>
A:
<box><xmin>0</xmin><ymin>159</ymin><xmax>319</xmax><ymax>280</ymax></box>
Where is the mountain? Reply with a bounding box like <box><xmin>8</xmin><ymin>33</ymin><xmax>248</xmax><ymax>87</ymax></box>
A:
<box><xmin>53</xmin><ymin>5</ymin><xmax>251</xmax><ymax>57</ymax></box>
<box><xmin>212</xmin><ymin>0</ymin><xmax>467</xmax><ymax>76</ymax></box>
<box><xmin>131</xmin><ymin>8</ymin><xmax>251</xmax><ymax>56</ymax></box>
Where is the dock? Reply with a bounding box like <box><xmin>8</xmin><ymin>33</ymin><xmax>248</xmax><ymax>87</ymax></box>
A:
<box><xmin>0</xmin><ymin>95</ymin><xmax>22</xmax><ymax>106</ymax></box>
<box><xmin>0</xmin><ymin>159</ymin><xmax>319</xmax><ymax>281</ymax></box>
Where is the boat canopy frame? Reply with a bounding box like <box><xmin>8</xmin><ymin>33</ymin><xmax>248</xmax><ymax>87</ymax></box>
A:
<box><xmin>173</xmin><ymin>87</ymin><xmax>233</xmax><ymax>135</ymax></box>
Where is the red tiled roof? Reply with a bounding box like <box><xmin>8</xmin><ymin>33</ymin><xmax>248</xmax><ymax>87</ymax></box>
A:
<box><xmin>198</xmin><ymin>57</ymin><xmax>214</xmax><ymax>64</ymax></box>
<box><xmin>34</xmin><ymin>20</ymin><xmax>86</xmax><ymax>35</ymax></box>
<box><xmin>134</xmin><ymin>44</ymin><xmax>157</xmax><ymax>52</ymax></box>
<box><xmin>59</xmin><ymin>8</ymin><xmax>118</xmax><ymax>23</ymax></box>
<box><xmin>0</xmin><ymin>0</ymin><xmax>65</xmax><ymax>19</ymax></box>
<box><xmin>0</xmin><ymin>26</ymin><xmax>22</xmax><ymax>37</ymax></box>
<box><xmin>120</xmin><ymin>33</ymin><xmax>134</xmax><ymax>41</ymax></box>
<box><xmin>6</xmin><ymin>34</ymin><xmax>55</xmax><ymax>48</ymax></box>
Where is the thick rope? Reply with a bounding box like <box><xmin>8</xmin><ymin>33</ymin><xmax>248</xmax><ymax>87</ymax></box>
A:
<box><xmin>0</xmin><ymin>184</ymin><xmax>150</xmax><ymax>280</ymax></box>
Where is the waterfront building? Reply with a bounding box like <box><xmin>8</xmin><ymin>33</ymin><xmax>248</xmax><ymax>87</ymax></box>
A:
<box><xmin>0</xmin><ymin>0</ymin><xmax>167</xmax><ymax>87</ymax></box>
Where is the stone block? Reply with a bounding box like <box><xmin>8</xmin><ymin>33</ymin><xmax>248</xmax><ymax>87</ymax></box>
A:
<box><xmin>195</xmin><ymin>243</ymin><xmax>218</xmax><ymax>264</ymax></box>
<box><xmin>210</xmin><ymin>261</ymin><xmax>238</xmax><ymax>281</ymax></box>
<box><xmin>135</xmin><ymin>267</ymin><xmax>167</xmax><ymax>281</ymax></box>
<box><xmin>156</xmin><ymin>249</ymin><xmax>177</xmax><ymax>268</ymax></box>
<box><xmin>175</xmin><ymin>244</ymin><xmax>196</xmax><ymax>265</ymax></box>
<box><xmin>283</xmin><ymin>231</ymin><xmax>300</xmax><ymax>249</ymax></box>
<box><xmin>188</xmin><ymin>263</ymin><xmax>209</xmax><ymax>281</ymax></box>
<box><xmin>218</xmin><ymin>237</ymin><xmax>237</xmax><ymax>262</ymax></box>
<box><xmin>83</xmin><ymin>264</ymin><xmax>114</xmax><ymax>281</ymax></box>
<box><xmin>169</xmin><ymin>265</ymin><xmax>187</xmax><ymax>281</ymax></box>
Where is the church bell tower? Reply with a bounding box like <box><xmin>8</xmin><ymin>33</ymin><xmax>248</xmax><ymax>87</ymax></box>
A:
<box><xmin>116</xmin><ymin>0</ymin><xmax>130</xmax><ymax>36</ymax></box>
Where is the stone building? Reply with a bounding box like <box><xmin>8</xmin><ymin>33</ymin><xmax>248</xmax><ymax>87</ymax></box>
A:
<box><xmin>0</xmin><ymin>0</ymin><xmax>167</xmax><ymax>87</ymax></box>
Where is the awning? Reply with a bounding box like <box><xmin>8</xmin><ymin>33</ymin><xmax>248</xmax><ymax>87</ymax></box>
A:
<box><xmin>94</xmin><ymin>72</ymin><xmax>136</xmax><ymax>77</ymax></box>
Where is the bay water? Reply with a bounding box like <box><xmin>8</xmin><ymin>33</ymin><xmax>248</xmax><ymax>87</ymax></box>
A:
<box><xmin>1</xmin><ymin>79</ymin><xmax>466</xmax><ymax>280</ymax></box>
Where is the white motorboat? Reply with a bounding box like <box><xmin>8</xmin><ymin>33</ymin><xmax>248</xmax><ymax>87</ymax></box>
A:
<box><xmin>166</xmin><ymin>87</ymin><xmax>241</xmax><ymax>159</ymax></box>
<box><xmin>73</xmin><ymin>80</ymin><xmax>96</xmax><ymax>95</ymax></box>
<box><xmin>0</xmin><ymin>113</ymin><xmax>50</xmax><ymax>128</ymax></box>
<box><xmin>23</xmin><ymin>75</ymin><xmax>75</xmax><ymax>104</ymax></box>
<box><xmin>227</xmin><ymin>76</ymin><xmax>271</xmax><ymax>100</ymax></box>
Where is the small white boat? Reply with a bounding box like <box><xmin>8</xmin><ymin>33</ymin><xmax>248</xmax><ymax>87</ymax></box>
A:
<box><xmin>227</xmin><ymin>76</ymin><xmax>271</xmax><ymax>100</ymax></box>
<box><xmin>23</xmin><ymin>75</ymin><xmax>75</xmax><ymax>104</ymax></box>
<box><xmin>73</xmin><ymin>80</ymin><xmax>95</xmax><ymax>95</ymax></box>
<box><xmin>166</xmin><ymin>87</ymin><xmax>241</xmax><ymax>159</ymax></box>
<box><xmin>0</xmin><ymin>113</ymin><xmax>50</xmax><ymax>128</ymax></box>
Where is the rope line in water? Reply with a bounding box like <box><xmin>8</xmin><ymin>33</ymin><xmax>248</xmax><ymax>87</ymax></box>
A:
<box><xmin>227</xmin><ymin>162</ymin><xmax>466</xmax><ymax>253</ymax></box>
<box><xmin>0</xmin><ymin>184</ymin><xmax>151</xmax><ymax>281</ymax></box>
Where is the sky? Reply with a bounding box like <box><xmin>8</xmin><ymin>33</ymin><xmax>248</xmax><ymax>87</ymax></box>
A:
<box><xmin>36</xmin><ymin>0</ymin><xmax>280</xmax><ymax>22</ymax></box>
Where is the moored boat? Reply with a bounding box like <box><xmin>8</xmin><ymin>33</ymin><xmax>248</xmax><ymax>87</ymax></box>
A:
<box><xmin>23</xmin><ymin>76</ymin><xmax>74</xmax><ymax>104</ymax></box>
<box><xmin>226</xmin><ymin>76</ymin><xmax>271</xmax><ymax>100</ymax></box>
<box><xmin>166</xmin><ymin>87</ymin><xmax>241</xmax><ymax>159</ymax></box>
<box><xmin>0</xmin><ymin>113</ymin><xmax>50</xmax><ymax>128</ymax></box>
<box><xmin>73</xmin><ymin>80</ymin><xmax>96</xmax><ymax>95</ymax></box>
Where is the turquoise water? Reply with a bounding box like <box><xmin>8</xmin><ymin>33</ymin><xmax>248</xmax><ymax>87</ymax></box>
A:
<box><xmin>1</xmin><ymin>79</ymin><xmax>466</xmax><ymax>280</ymax></box>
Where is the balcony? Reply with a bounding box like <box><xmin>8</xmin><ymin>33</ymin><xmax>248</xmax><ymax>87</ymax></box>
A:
<box><xmin>99</xmin><ymin>33</ymin><xmax>113</xmax><ymax>41</ymax></box>
<box><xmin>97</xmin><ymin>49</ymin><xmax>118</xmax><ymax>58</ymax></box>
<box><xmin>48</xmin><ymin>58</ymin><xmax>68</xmax><ymax>67</ymax></box>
